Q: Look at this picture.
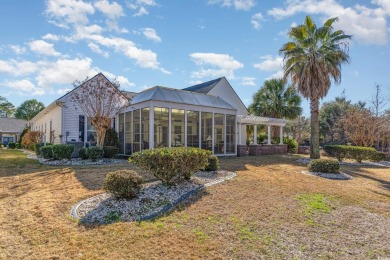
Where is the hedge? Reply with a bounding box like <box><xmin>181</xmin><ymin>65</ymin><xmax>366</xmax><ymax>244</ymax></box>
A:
<box><xmin>40</xmin><ymin>146</ymin><xmax>53</xmax><ymax>159</ymax></box>
<box><xmin>130</xmin><ymin>147</ymin><xmax>210</xmax><ymax>185</ymax></box>
<box><xmin>323</xmin><ymin>145</ymin><xmax>381</xmax><ymax>162</ymax></box>
<box><xmin>309</xmin><ymin>159</ymin><xmax>340</xmax><ymax>173</ymax></box>
<box><xmin>7</xmin><ymin>142</ymin><xmax>16</xmax><ymax>149</ymax></box>
<box><xmin>52</xmin><ymin>144</ymin><xmax>74</xmax><ymax>160</ymax></box>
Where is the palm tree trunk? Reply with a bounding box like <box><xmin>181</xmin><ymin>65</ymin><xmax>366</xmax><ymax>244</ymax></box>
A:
<box><xmin>310</xmin><ymin>97</ymin><xmax>320</xmax><ymax>159</ymax></box>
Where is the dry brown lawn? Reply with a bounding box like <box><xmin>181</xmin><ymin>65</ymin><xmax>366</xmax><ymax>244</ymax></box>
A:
<box><xmin>0</xmin><ymin>149</ymin><xmax>389</xmax><ymax>259</ymax></box>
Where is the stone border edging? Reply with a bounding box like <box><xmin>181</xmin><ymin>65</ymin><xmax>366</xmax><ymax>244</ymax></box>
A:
<box><xmin>301</xmin><ymin>170</ymin><xmax>352</xmax><ymax>180</ymax></box>
<box><xmin>70</xmin><ymin>171</ymin><xmax>237</xmax><ymax>222</ymax></box>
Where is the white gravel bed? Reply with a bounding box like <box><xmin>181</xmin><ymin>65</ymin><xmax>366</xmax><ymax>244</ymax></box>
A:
<box><xmin>70</xmin><ymin>170</ymin><xmax>236</xmax><ymax>224</ymax></box>
<box><xmin>301</xmin><ymin>170</ymin><xmax>352</xmax><ymax>180</ymax></box>
<box><xmin>39</xmin><ymin>157</ymin><xmax>127</xmax><ymax>166</ymax></box>
<box><xmin>297</xmin><ymin>158</ymin><xmax>390</xmax><ymax>167</ymax></box>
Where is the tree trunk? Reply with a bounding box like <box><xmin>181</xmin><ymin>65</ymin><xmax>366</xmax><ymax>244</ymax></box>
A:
<box><xmin>310</xmin><ymin>97</ymin><xmax>320</xmax><ymax>159</ymax></box>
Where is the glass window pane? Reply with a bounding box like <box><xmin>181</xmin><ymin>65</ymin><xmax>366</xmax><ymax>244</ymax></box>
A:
<box><xmin>187</xmin><ymin>111</ymin><xmax>199</xmax><ymax>148</ymax></box>
<box><xmin>201</xmin><ymin>112</ymin><xmax>212</xmax><ymax>151</ymax></box>
<box><xmin>154</xmin><ymin>107</ymin><xmax>169</xmax><ymax>148</ymax></box>
<box><xmin>214</xmin><ymin>113</ymin><xmax>224</xmax><ymax>154</ymax></box>
<box><xmin>133</xmin><ymin>110</ymin><xmax>141</xmax><ymax>152</ymax></box>
<box><xmin>171</xmin><ymin>109</ymin><xmax>184</xmax><ymax>147</ymax></box>
<box><xmin>125</xmin><ymin>112</ymin><xmax>132</xmax><ymax>155</ymax></box>
<box><xmin>141</xmin><ymin>108</ymin><xmax>149</xmax><ymax>150</ymax></box>
<box><xmin>226</xmin><ymin>115</ymin><xmax>236</xmax><ymax>154</ymax></box>
<box><xmin>118</xmin><ymin>114</ymin><xmax>124</xmax><ymax>153</ymax></box>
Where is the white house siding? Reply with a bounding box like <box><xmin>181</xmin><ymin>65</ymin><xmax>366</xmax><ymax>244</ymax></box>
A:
<box><xmin>30</xmin><ymin>105</ymin><xmax>62</xmax><ymax>144</ymax></box>
<box><xmin>59</xmin><ymin>95</ymin><xmax>84</xmax><ymax>143</ymax></box>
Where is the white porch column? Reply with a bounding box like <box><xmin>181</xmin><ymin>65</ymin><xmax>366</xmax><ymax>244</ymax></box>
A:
<box><xmin>267</xmin><ymin>125</ymin><xmax>271</xmax><ymax>145</ymax></box>
<box><xmin>149</xmin><ymin>106</ymin><xmax>154</xmax><ymax>149</ymax></box>
<box><xmin>238</xmin><ymin>123</ymin><xmax>242</xmax><ymax>145</ymax></box>
<box><xmin>254</xmin><ymin>125</ymin><xmax>257</xmax><ymax>144</ymax></box>
<box><xmin>168</xmin><ymin>108</ymin><xmax>172</xmax><ymax>148</ymax></box>
<box><xmin>279</xmin><ymin>126</ymin><xmax>283</xmax><ymax>145</ymax></box>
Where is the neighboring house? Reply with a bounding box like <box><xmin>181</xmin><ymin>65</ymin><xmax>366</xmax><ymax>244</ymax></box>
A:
<box><xmin>29</xmin><ymin>73</ymin><xmax>287</xmax><ymax>156</ymax></box>
<box><xmin>0</xmin><ymin>118</ymin><xmax>27</xmax><ymax>145</ymax></box>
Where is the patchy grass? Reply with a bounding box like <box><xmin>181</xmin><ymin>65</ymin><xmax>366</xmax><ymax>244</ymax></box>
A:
<box><xmin>0</xmin><ymin>149</ymin><xmax>389</xmax><ymax>259</ymax></box>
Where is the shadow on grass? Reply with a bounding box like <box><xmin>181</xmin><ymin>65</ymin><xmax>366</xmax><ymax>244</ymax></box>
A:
<box><xmin>78</xmin><ymin>184</ymin><xmax>210</xmax><ymax>228</ymax></box>
<box><xmin>342</xmin><ymin>168</ymin><xmax>390</xmax><ymax>191</ymax></box>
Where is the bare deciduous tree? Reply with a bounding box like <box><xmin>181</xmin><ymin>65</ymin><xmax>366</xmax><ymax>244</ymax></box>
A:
<box><xmin>71</xmin><ymin>73</ymin><xmax>130</xmax><ymax>147</ymax></box>
<box><xmin>370</xmin><ymin>84</ymin><xmax>386</xmax><ymax>117</ymax></box>
<box><xmin>285</xmin><ymin>116</ymin><xmax>310</xmax><ymax>145</ymax></box>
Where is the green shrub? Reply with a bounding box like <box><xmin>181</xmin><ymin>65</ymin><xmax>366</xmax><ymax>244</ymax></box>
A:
<box><xmin>130</xmin><ymin>147</ymin><xmax>210</xmax><ymax>185</ymax></box>
<box><xmin>40</xmin><ymin>146</ymin><xmax>53</xmax><ymax>159</ymax></box>
<box><xmin>15</xmin><ymin>143</ymin><xmax>21</xmax><ymax>149</ymax></box>
<box><xmin>103</xmin><ymin>170</ymin><xmax>142</xmax><ymax>199</ymax></box>
<box><xmin>347</xmin><ymin>146</ymin><xmax>376</xmax><ymax>163</ymax></box>
<box><xmin>35</xmin><ymin>143</ymin><xmax>43</xmax><ymax>156</ymax></box>
<box><xmin>103</xmin><ymin>146</ymin><xmax>119</xmax><ymax>158</ymax></box>
<box><xmin>52</xmin><ymin>144</ymin><xmax>74</xmax><ymax>160</ymax></box>
<box><xmin>284</xmin><ymin>138</ymin><xmax>298</xmax><ymax>153</ymax></box>
<box><xmin>88</xmin><ymin>146</ymin><xmax>103</xmax><ymax>161</ymax></box>
<box><xmin>104</xmin><ymin>128</ymin><xmax>120</xmax><ymax>147</ymax></box>
<box><xmin>7</xmin><ymin>142</ymin><xmax>16</xmax><ymax>149</ymax></box>
<box><xmin>368</xmin><ymin>151</ymin><xmax>386</xmax><ymax>162</ymax></box>
<box><xmin>323</xmin><ymin>145</ymin><xmax>349</xmax><ymax>162</ymax></box>
<box><xmin>309</xmin><ymin>159</ymin><xmax>340</xmax><ymax>173</ymax></box>
<box><xmin>203</xmin><ymin>155</ymin><xmax>219</xmax><ymax>171</ymax></box>
<box><xmin>78</xmin><ymin>147</ymin><xmax>89</xmax><ymax>160</ymax></box>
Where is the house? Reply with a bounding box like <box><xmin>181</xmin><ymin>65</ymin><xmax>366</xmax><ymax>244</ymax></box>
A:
<box><xmin>29</xmin><ymin>73</ymin><xmax>287</xmax><ymax>156</ymax></box>
<box><xmin>0</xmin><ymin>118</ymin><xmax>27</xmax><ymax>145</ymax></box>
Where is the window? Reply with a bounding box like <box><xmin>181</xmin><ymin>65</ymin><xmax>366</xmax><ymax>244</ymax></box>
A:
<box><xmin>79</xmin><ymin>116</ymin><xmax>85</xmax><ymax>142</ymax></box>
<box><xmin>187</xmin><ymin>110</ymin><xmax>199</xmax><ymax>148</ymax></box>
<box><xmin>201</xmin><ymin>112</ymin><xmax>212</xmax><ymax>151</ymax></box>
<box><xmin>154</xmin><ymin>107</ymin><xmax>169</xmax><ymax>148</ymax></box>
<box><xmin>141</xmin><ymin>108</ymin><xmax>149</xmax><ymax>150</ymax></box>
<box><xmin>125</xmin><ymin>112</ymin><xmax>132</xmax><ymax>154</ymax></box>
<box><xmin>133</xmin><ymin>109</ymin><xmax>141</xmax><ymax>152</ymax></box>
<box><xmin>87</xmin><ymin>117</ymin><xmax>97</xmax><ymax>145</ymax></box>
<box><xmin>226</xmin><ymin>115</ymin><xmax>236</xmax><ymax>154</ymax></box>
<box><xmin>118</xmin><ymin>114</ymin><xmax>124</xmax><ymax>153</ymax></box>
<box><xmin>171</xmin><ymin>109</ymin><xmax>184</xmax><ymax>147</ymax></box>
<box><xmin>214</xmin><ymin>113</ymin><xmax>224</xmax><ymax>154</ymax></box>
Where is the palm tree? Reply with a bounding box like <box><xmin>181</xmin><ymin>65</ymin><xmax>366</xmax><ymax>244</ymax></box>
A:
<box><xmin>249</xmin><ymin>78</ymin><xmax>302</xmax><ymax>142</ymax></box>
<box><xmin>249</xmin><ymin>78</ymin><xmax>302</xmax><ymax>119</ymax></box>
<box><xmin>279</xmin><ymin>16</ymin><xmax>351</xmax><ymax>159</ymax></box>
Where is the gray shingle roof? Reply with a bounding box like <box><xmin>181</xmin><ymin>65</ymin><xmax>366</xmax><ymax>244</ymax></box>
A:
<box><xmin>181</xmin><ymin>77</ymin><xmax>223</xmax><ymax>94</ymax></box>
<box><xmin>0</xmin><ymin>118</ymin><xmax>27</xmax><ymax>133</ymax></box>
<box><xmin>131</xmin><ymin>86</ymin><xmax>236</xmax><ymax>110</ymax></box>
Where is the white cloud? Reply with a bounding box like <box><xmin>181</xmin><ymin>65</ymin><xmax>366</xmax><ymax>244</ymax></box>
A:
<box><xmin>241</xmin><ymin>77</ymin><xmax>256</xmax><ymax>86</ymax></box>
<box><xmin>87</xmin><ymin>42</ymin><xmax>109</xmax><ymax>58</ymax></box>
<box><xmin>267</xmin><ymin>70</ymin><xmax>284</xmax><ymax>80</ymax></box>
<box><xmin>1</xmin><ymin>79</ymin><xmax>45</xmax><ymax>96</ymax></box>
<box><xmin>253</xmin><ymin>55</ymin><xmax>283</xmax><ymax>71</ymax></box>
<box><xmin>45</xmin><ymin>0</ymin><xmax>95</xmax><ymax>27</ymax></box>
<box><xmin>268</xmin><ymin>0</ymin><xmax>390</xmax><ymax>45</ymax></box>
<box><xmin>42</xmin><ymin>33</ymin><xmax>60</xmax><ymax>41</ymax></box>
<box><xmin>127</xmin><ymin>0</ymin><xmax>157</xmax><ymax>16</ymax></box>
<box><xmin>0</xmin><ymin>59</ymin><xmax>38</xmax><ymax>76</ymax></box>
<box><xmin>190</xmin><ymin>52</ymin><xmax>243</xmax><ymax>79</ymax></box>
<box><xmin>94</xmin><ymin>0</ymin><xmax>124</xmax><ymax>20</ymax></box>
<box><xmin>9</xmin><ymin>45</ymin><xmax>26</xmax><ymax>54</ymax></box>
<box><xmin>56</xmin><ymin>88</ymin><xmax>72</xmax><ymax>95</ymax></box>
<box><xmin>208</xmin><ymin>0</ymin><xmax>257</xmax><ymax>10</ymax></box>
<box><xmin>29</xmin><ymin>40</ymin><xmax>60</xmax><ymax>56</ymax></box>
<box><xmin>115</xmin><ymin>76</ymin><xmax>136</xmax><ymax>88</ymax></box>
<box><xmin>251</xmin><ymin>13</ymin><xmax>264</xmax><ymax>30</ymax></box>
<box><xmin>141</xmin><ymin>28</ymin><xmax>161</xmax><ymax>42</ymax></box>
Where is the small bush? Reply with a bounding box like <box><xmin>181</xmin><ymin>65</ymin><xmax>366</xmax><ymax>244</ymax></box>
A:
<box><xmin>15</xmin><ymin>143</ymin><xmax>21</xmax><ymax>149</ymax></box>
<box><xmin>369</xmin><ymin>151</ymin><xmax>386</xmax><ymax>162</ymax></box>
<box><xmin>7</xmin><ymin>142</ymin><xmax>16</xmax><ymax>149</ymax></box>
<box><xmin>40</xmin><ymin>146</ymin><xmax>53</xmax><ymax>159</ymax></box>
<box><xmin>131</xmin><ymin>147</ymin><xmax>210</xmax><ymax>185</ymax></box>
<box><xmin>104</xmin><ymin>128</ymin><xmax>120</xmax><ymax>147</ymax></box>
<box><xmin>348</xmin><ymin>146</ymin><xmax>376</xmax><ymax>163</ymax></box>
<box><xmin>88</xmin><ymin>146</ymin><xmax>103</xmax><ymax>161</ymax></box>
<box><xmin>203</xmin><ymin>155</ymin><xmax>219</xmax><ymax>171</ymax></box>
<box><xmin>309</xmin><ymin>159</ymin><xmax>340</xmax><ymax>173</ymax></box>
<box><xmin>103</xmin><ymin>170</ymin><xmax>142</xmax><ymax>199</ymax></box>
<box><xmin>323</xmin><ymin>145</ymin><xmax>348</xmax><ymax>162</ymax></box>
<box><xmin>284</xmin><ymin>138</ymin><xmax>298</xmax><ymax>153</ymax></box>
<box><xmin>52</xmin><ymin>144</ymin><xmax>74</xmax><ymax>160</ymax></box>
<box><xmin>78</xmin><ymin>147</ymin><xmax>89</xmax><ymax>160</ymax></box>
<box><xmin>103</xmin><ymin>146</ymin><xmax>119</xmax><ymax>158</ymax></box>
<box><xmin>35</xmin><ymin>143</ymin><xmax>43</xmax><ymax>156</ymax></box>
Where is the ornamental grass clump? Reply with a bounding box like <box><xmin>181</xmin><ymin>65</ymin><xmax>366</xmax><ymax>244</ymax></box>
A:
<box><xmin>130</xmin><ymin>147</ymin><xmax>210</xmax><ymax>185</ymax></box>
<box><xmin>309</xmin><ymin>159</ymin><xmax>340</xmax><ymax>173</ymax></box>
<box><xmin>103</xmin><ymin>170</ymin><xmax>142</xmax><ymax>199</ymax></box>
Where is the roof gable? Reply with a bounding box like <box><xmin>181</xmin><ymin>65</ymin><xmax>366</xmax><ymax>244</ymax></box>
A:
<box><xmin>0</xmin><ymin>118</ymin><xmax>27</xmax><ymax>133</ymax></box>
<box><xmin>182</xmin><ymin>77</ymin><xmax>223</xmax><ymax>94</ymax></box>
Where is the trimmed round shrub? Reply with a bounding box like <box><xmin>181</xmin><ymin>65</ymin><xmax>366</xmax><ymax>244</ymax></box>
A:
<box><xmin>88</xmin><ymin>146</ymin><xmax>103</xmax><ymax>161</ymax></box>
<box><xmin>40</xmin><ymin>146</ymin><xmax>53</xmax><ymax>159</ymax></box>
<box><xmin>369</xmin><ymin>151</ymin><xmax>386</xmax><ymax>162</ymax></box>
<box><xmin>52</xmin><ymin>144</ymin><xmax>75</xmax><ymax>160</ymax></box>
<box><xmin>203</xmin><ymin>155</ymin><xmax>219</xmax><ymax>171</ymax></box>
<box><xmin>103</xmin><ymin>170</ymin><xmax>142</xmax><ymax>199</ymax></box>
<box><xmin>284</xmin><ymin>138</ymin><xmax>298</xmax><ymax>153</ymax></box>
<box><xmin>309</xmin><ymin>159</ymin><xmax>340</xmax><ymax>173</ymax></box>
<box><xmin>7</xmin><ymin>142</ymin><xmax>16</xmax><ymax>149</ymax></box>
<box><xmin>78</xmin><ymin>147</ymin><xmax>89</xmax><ymax>160</ymax></box>
<box><xmin>103</xmin><ymin>146</ymin><xmax>119</xmax><ymax>158</ymax></box>
<box><xmin>131</xmin><ymin>147</ymin><xmax>210</xmax><ymax>185</ymax></box>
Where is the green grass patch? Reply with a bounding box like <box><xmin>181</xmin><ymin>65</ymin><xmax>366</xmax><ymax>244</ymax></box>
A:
<box><xmin>192</xmin><ymin>228</ymin><xmax>208</xmax><ymax>243</ymax></box>
<box><xmin>296</xmin><ymin>193</ymin><xmax>333</xmax><ymax>215</ymax></box>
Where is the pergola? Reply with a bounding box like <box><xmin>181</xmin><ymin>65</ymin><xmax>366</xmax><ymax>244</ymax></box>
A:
<box><xmin>237</xmin><ymin>115</ymin><xmax>287</xmax><ymax>145</ymax></box>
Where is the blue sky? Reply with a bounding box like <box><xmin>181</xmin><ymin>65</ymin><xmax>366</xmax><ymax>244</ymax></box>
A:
<box><xmin>1</xmin><ymin>0</ymin><xmax>390</xmax><ymax>115</ymax></box>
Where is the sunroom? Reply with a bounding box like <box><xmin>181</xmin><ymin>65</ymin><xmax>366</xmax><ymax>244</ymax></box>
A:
<box><xmin>116</xmin><ymin>86</ymin><xmax>238</xmax><ymax>156</ymax></box>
